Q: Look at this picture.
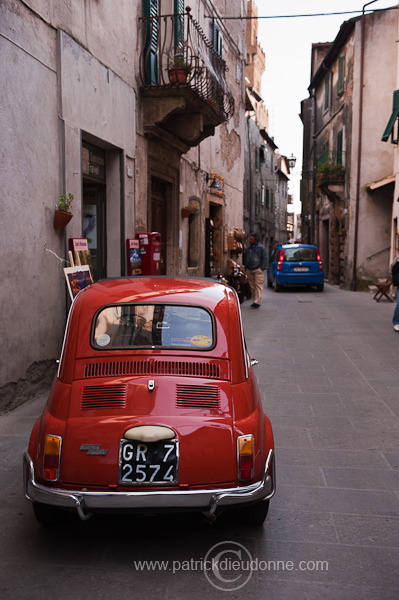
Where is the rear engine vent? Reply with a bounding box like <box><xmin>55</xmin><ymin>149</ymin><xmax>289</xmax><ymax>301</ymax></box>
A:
<box><xmin>81</xmin><ymin>384</ymin><xmax>127</xmax><ymax>410</ymax></box>
<box><xmin>84</xmin><ymin>360</ymin><xmax>220</xmax><ymax>379</ymax></box>
<box><xmin>176</xmin><ymin>384</ymin><xmax>220</xmax><ymax>410</ymax></box>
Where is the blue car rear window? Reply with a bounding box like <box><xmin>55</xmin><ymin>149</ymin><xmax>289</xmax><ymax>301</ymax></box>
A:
<box><xmin>283</xmin><ymin>248</ymin><xmax>317</xmax><ymax>261</ymax></box>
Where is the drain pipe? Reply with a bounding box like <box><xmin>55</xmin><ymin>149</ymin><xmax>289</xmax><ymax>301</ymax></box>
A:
<box><xmin>353</xmin><ymin>0</ymin><xmax>379</xmax><ymax>290</ymax></box>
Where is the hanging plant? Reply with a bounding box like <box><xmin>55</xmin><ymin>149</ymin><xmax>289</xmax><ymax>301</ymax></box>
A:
<box><xmin>54</xmin><ymin>193</ymin><xmax>74</xmax><ymax>228</ymax></box>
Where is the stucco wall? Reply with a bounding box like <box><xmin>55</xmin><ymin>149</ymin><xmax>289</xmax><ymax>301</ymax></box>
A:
<box><xmin>0</xmin><ymin>0</ymin><xmax>63</xmax><ymax>390</ymax></box>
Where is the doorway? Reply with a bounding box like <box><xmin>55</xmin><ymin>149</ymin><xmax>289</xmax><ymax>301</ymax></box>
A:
<box><xmin>150</xmin><ymin>177</ymin><xmax>170</xmax><ymax>274</ymax></box>
<box><xmin>82</xmin><ymin>184</ymin><xmax>106</xmax><ymax>281</ymax></box>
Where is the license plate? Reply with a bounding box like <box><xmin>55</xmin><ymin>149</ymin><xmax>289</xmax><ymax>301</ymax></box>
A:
<box><xmin>293</xmin><ymin>267</ymin><xmax>309</xmax><ymax>272</ymax></box>
<box><xmin>119</xmin><ymin>439</ymin><xmax>178</xmax><ymax>484</ymax></box>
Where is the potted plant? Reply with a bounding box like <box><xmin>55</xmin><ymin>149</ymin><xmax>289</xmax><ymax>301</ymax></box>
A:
<box><xmin>181</xmin><ymin>206</ymin><xmax>192</xmax><ymax>218</ymax></box>
<box><xmin>54</xmin><ymin>193</ymin><xmax>74</xmax><ymax>228</ymax></box>
<box><xmin>168</xmin><ymin>56</ymin><xmax>193</xmax><ymax>84</ymax></box>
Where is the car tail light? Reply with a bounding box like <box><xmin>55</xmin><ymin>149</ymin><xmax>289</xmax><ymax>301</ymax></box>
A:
<box><xmin>43</xmin><ymin>435</ymin><xmax>62</xmax><ymax>481</ymax></box>
<box><xmin>237</xmin><ymin>434</ymin><xmax>254</xmax><ymax>481</ymax></box>
<box><xmin>316</xmin><ymin>249</ymin><xmax>323</xmax><ymax>271</ymax></box>
<box><xmin>277</xmin><ymin>249</ymin><xmax>285</xmax><ymax>272</ymax></box>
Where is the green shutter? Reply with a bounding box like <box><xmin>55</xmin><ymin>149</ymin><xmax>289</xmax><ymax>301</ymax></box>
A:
<box><xmin>324</xmin><ymin>73</ymin><xmax>331</xmax><ymax>111</ymax></box>
<box><xmin>174</xmin><ymin>0</ymin><xmax>185</xmax><ymax>53</ymax></box>
<box><xmin>338</xmin><ymin>55</ymin><xmax>345</xmax><ymax>95</ymax></box>
<box><xmin>337</xmin><ymin>130</ymin><xmax>343</xmax><ymax>164</ymax></box>
<box><xmin>382</xmin><ymin>90</ymin><xmax>399</xmax><ymax>143</ymax></box>
<box><xmin>144</xmin><ymin>0</ymin><xmax>159</xmax><ymax>85</ymax></box>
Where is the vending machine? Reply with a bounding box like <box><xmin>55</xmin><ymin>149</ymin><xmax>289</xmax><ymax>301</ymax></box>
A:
<box><xmin>135</xmin><ymin>232</ymin><xmax>161</xmax><ymax>275</ymax></box>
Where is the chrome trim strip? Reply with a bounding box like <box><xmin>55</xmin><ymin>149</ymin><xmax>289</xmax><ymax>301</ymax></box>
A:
<box><xmin>23</xmin><ymin>449</ymin><xmax>275</xmax><ymax>520</ymax></box>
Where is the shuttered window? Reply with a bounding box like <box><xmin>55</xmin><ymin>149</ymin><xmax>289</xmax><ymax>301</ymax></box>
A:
<box><xmin>382</xmin><ymin>89</ymin><xmax>399</xmax><ymax>144</ymax></box>
<box><xmin>144</xmin><ymin>0</ymin><xmax>159</xmax><ymax>85</ymax></box>
<box><xmin>337</xmin><ymin>130</ymin><xmax>343</xmax><ymax>165</ymax></box>
<box><xmin>338</xmin><ymin>55</ymin><xmax>345</xmax><ymax>95</ymax></box>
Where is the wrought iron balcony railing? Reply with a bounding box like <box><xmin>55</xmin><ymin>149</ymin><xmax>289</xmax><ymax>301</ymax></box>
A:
<box><xmin>140</xmin><ymin>8</ymin><xmax>235</xmax><ymax>123</ymax></box>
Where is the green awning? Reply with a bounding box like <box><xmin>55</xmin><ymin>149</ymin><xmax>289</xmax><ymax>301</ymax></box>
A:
<box><xmin>382</xmin><ymin>90</ymin><xmax>399</xmax><ymax>143</ymax></box>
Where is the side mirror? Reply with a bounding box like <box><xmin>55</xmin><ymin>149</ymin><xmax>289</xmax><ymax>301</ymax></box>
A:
<box><xmin>250</xmin><ymin>359</ymin><xmax>258</xmax><ymax>367</ymax></box>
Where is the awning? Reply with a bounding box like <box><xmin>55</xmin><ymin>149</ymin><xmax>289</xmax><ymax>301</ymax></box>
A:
<box><xmin>367</xmin><ymin>174</ymin><xmax>395</xmax><ymax>191</ymax></box>
<box><xmin>382</xmin><ymin>90</ymin><xmax>399</xmax><ymax>143</ymax></box>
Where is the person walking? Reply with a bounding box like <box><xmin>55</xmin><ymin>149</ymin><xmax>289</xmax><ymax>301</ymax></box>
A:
<box><xmin>391</xmin><ymin>254</ymin><xmax>399</xmax><ymax>331</ymax></box>
<box><xmin>243</xmin><ymin>233</ymin><xmax>268</xmax><ymax>308</ymax></box>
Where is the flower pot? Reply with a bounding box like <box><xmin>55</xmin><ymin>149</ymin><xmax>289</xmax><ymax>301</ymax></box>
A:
<box><xmin>169</xmin><ymin>68</ymin><xmax>189</xmax><ymax>83</ymax></box>
<box><xmin>54</xmin><ymin>209</ymin><xmax>73</xmax><ymax>228</ymax></box>
<box><xmin>181</xmin><ymin>207</ymin><xmax>192</xmax><ymax>218</ymax></box>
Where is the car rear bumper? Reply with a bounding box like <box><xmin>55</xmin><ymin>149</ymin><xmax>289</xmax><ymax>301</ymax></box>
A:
<box><xmin>23</xmin><ymin>450</ymin><xmax>275</xmax><ymax>521</ymax></box>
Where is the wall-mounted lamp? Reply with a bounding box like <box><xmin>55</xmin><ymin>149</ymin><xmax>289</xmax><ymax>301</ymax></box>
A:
<box><xmin>206</xmin><ymin>173</ymin><xmax>221</xmax><ymax>190</ymax></box>
<box><xmin>288</xmin><ymin>153</ymin><xmax>297</xmax><ymax>170</ymax></box>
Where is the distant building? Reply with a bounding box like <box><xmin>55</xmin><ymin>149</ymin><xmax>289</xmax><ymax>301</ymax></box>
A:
<box><xmin>300</xmin><ymin>8</ymin><xmax>397</xmax><ymax>289</ymax></box>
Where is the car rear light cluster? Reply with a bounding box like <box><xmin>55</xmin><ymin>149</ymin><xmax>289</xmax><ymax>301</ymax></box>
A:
<box><xmin>276</xmin><ymin>249</ymin><xmax>285</xmax><ymax>272</ymax></box>
<box><xmin>237</xmin><ymin>434</ymin><xmax>254</xmax><ymax>481</ymax></box>
<box><xmin>316</xmin><ymin>249</ymin><xmax>323</xmax><ymax>271</ymax></box>
<box><xmin>43</xmin><ymin>435</ymin><xmax>62</xmax><ymax>481</ymax></box>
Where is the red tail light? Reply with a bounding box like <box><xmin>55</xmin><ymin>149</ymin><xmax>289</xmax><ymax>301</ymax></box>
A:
<box><xmin>43</xmin><ymin>435</ymin><xmax>62</xmax><ymax>481</ymax></box>
<box><xmin>277</xmin><ymin>249</ymin><xmax>285</xmax><ymax>272</ymax></box>
<box><xmin>237</xmin><ymin>435</ymin><xmax>254</xmax><ymax>481</ymax></box>
<box><xmin>316</xmin><ymin>249</ymin><xmax>323</xmax><ymax>271</ymax></box>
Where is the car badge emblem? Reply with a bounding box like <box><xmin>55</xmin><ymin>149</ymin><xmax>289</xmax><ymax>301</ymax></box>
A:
<box><xmin>148</xmin><ymin>380</ymin><xmax>155</xmax><ymax>391</ymax></box>
<box><xmin>80</xmin><ymin>444</ymin><xmax>109</xmax><ymax>456</ymax></box>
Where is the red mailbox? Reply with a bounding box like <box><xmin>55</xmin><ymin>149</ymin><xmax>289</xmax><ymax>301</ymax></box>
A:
<box><xmin>136</xmin><ymin>232</ymin><xmax>161</xmax><ymax>275</ymax></box>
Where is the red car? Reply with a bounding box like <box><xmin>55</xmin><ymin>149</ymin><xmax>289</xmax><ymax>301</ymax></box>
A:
<box><xmin>23</xmin><ymin>277</ymin><xmax>275</xmax><ymax>525</ymax></box>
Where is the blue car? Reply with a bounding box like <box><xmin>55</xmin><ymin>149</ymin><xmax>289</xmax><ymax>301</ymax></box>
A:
<box><xmin>267</xmin><ymin>244</ymin><xmax>324</xmax><ymax>292</ymax></box>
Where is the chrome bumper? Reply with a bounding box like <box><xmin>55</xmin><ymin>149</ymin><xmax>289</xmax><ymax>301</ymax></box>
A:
<box><xmin>23</xmin><ymin>450</ymin><xmax>275</xmax><ymax>521</ymax></box>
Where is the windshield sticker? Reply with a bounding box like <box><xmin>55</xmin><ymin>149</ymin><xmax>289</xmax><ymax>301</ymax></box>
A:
<box><xmin>171</xmin><ymin>338</ymin><xmax>193</xmax><ymax>347</ymax></box>
<box><xmin>96</xmin><ymin>333</ymin><xmax>111</xmax><ymax>346</ymax></box>
<box><xmin>191</xmin><ymin>335</ymin><xmax>212</xmax><ymax>347</ymax></box>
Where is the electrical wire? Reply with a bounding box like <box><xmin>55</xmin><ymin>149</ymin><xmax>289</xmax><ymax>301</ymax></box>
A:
<box><xmin>206</xmin><ymin>6</ymin><xmax>398</xmax><ymax>20</ymax></box>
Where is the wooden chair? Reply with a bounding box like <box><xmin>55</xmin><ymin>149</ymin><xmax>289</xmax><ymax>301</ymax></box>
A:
<box><xmin>372</xmin><ymin>276</ymin><xmax>394</xmax><ymax>302</ymax></box>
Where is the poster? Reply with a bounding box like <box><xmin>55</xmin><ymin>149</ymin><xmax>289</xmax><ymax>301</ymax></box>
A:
<box><xmin>64</xmin><ymin>265</ymin><xmax>93</xmax><ymax>300</ymax></box>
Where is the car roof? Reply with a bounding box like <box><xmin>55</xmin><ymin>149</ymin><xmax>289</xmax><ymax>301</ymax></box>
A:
<box><xmin>278</xmin><ymin>244</ymin><xmax>317</xmax><ymax>249</ymax></box>
<box><xmin>75</xmin><ymin>276</ymin><xmax>230</xmax><ymax>311</ymax></box>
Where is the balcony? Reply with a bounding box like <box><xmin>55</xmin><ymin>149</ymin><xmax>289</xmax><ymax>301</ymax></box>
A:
<box><xmin>316</xmin><ymin>151</ymin><xmax>346</xmax><ymax>201</ymax></box>
<box><xmin>139</xmin><ymin>8</ymin><xmax>235</xmax><ymax>152</ymax></box>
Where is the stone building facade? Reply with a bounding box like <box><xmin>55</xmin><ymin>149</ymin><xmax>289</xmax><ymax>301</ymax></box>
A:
<box><xmin>0</xmin><ymin>0</ymin><xmax>248</xmax><ymax>405</ymax></box>
<box><xmin>300</xmin><ymin>8</ymin><xmax>397</xmax><ymax>289</ymax></box>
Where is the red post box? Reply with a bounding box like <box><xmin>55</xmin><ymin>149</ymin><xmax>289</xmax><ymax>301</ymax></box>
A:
<box><xmin>135</xmin><ymin>232</ymin><xmax>161</xmax><ymax>275</ymax></box>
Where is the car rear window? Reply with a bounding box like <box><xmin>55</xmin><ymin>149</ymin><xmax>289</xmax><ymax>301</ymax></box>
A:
<box><xmin>93</xmin><ymin>304</ymin><xmax>214</xmax><ymax>350</ymax></box>
<box><xmin>283</xmin><ymin>247</ymin><xmax>317</xmax><ymax>262</ymax></box>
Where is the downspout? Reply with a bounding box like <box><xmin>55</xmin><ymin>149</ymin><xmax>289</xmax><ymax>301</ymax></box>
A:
<box><xmin>353</xmin><ymin>0</ymin><xmax>379</xmax><ymax>290</ymax></box>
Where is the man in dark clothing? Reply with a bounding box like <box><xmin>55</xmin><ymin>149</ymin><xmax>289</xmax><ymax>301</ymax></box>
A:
<box><xmin>243</xmin><ymin>233</ymin><xmax>268</xmax><ymax>308</ymax></box>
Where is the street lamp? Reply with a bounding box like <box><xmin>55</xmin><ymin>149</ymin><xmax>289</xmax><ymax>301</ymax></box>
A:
<box><xmin>288</xmin><ymin>153</ymin><xmax>297</xmax><ymax>170</ymax></box>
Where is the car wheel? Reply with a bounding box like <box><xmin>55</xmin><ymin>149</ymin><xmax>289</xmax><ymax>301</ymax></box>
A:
<box><xmin>32</xmin><ymin>502</ymin><xmax>65</xmax><ymax>526</ymax></box>
<box><xmin>273</xmin><ymin>279</ymin><xmax>282</xmax><ymax>292</ymax></box>
<box><xmin>267</xmin><ymin>275</ymin><xmax>273</xmax><ymax>288</ymax></box>
<box><xmin>241</xmin><ymin>500</ymin><xmax>270</xmax><ymax>526</ymax></box>
<box><xmin>316</xmin><ymin>283</ymin><xmax>324</xmax><ymax>292</ymax></box>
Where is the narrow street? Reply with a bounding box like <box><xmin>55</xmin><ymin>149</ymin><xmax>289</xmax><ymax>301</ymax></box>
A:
<box><xmin>1</xmin><ymin>284</ymin><xmax>398</xmax><ymax>600</ymax></box>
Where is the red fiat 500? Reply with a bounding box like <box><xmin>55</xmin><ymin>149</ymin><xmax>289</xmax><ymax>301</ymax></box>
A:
<box><xmin>24</xmin><ymin>277</ymin><xmax>275</xmax><ymax>525</ymax></box>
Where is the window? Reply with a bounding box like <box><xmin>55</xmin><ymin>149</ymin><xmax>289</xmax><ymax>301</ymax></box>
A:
<box><xmin>336</xmin><ymin>130</ymin><xmax>343</xmax><ymax>165</ymax></box>
<box><xmin>382</xmin><ymin>89</ymin><xmax>399</xmax><ymax>144</ymax></box>
<box><xmin>338</xmin><ymin>55</ymin><xmax>345</xmax><ymax>95</ymax></box>
<box><xmin>93</xmin><ymin>304</ymin><xmax>214</xmax><ymax>349</ymax></box>
<box><xmin>212</xmin><ymin>19</ymin><xmax>223</xmax><ymax>57</ymax></box>
<box><xmin>261</xmin><ymin>185</ymin><xmax>265</xmax><ymax>207</ymax></box>
<box><xmin>324</xmin><ymin>73</ymin><xmax>331</xmax><ymax>111</ymax></box>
